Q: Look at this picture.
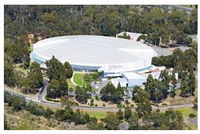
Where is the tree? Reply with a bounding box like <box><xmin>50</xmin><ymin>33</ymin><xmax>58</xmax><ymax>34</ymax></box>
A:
<box><xmin>5</xmin><ymin>5</ymin><xmax>196</xmax><ymax>47</ymax></box>
<box><xmin>100</xmin><ymin>82</ymin><xmax>124</xmax><ymax>103</ymax></box>
<box><xmin>134</xmin><ymin>87</ymin><xmax>152</xmax><ymax>117</ymax></box>
<box><xmin>4</xmin><ymin>91</ymin><xmax>12</xmax><ymax>104</ymax></box>
<box><xmin>169</xmin><ymin>71</ymin><xmax>176</xmax><ymax>97</ymax></box>
<box><xmin>87</xmin><ymin>117</ymin><xmax>105</xmax><ymax>130</ymax></box>
<box><xmin>55</xmin><ymin>109</ymin><xmax>66</xmax><ymax>121</ymax></box>
<box><xmin>188</xmin><ymin>71</ymin><xmax>196</xmax><ymax>96</ymax></box>
<box><xmin>27</xmin><ymin>62</ymin><xmax>43</xmax><ymax>93</ymax></box>
<box><xmin>59</xmin><ymin>76</ymin><xmax>68</xmax><ymax>97</ymax></box>
<box><xmin>180</xmin><ymin>78</ymin><xmax>190</xmax><ymax>97</ymax></box>
<box><xmin>5</xmin><ymin>43</ymin><xmax>23</xmax><ymax>63</ymax></box>
<box><xmin>4</xmin><ymin>55</ymin><xmax>15</xmax><ymax>87</ymax></box>
<box><xmin>153</xmin><ymin>80</ymin><xmax>168</xmax><ymax>103</ymax></box>
<box><xmin>73</xmin><ymin>109</ymin><xmax>90</xmax><ymax>125</ymax></box>
<box><xmin>64</xmin><ymin>61</ymin><xmax>73</xmax><ymax>79</ymax></box>
<box><xmin>139</xmin><ymin>107</ymin><xmax>184</xmax><ymax>130</ymax></box>
<box><xmin>96</xmin><ymin>6</ymin><xmax>121</xmax><ymax>35</ymax></box>
<box><xmin>47</xmin><ymin>77</ymin><xmax>68</xmax><ymax>99</ymax></box>
<box><xmin>46</xmin><ymin>56</ymin><xmax>66</xmax><ymax>81</ymax></box>
<box><xmin>47</xmin><ymin>79</ymin><xmax>60</xmax><ymax>98</ymax></box>
<box><xmin>14</xmin><ymin>70</ymin><xmax>27</xmax><ymax>89</ymax></box>
<box><xmin>55</xmin><ymin>105</ymin><xmax>74</xmax><ymax>122</ymax></box>
<box><xmin>188</xmin><ymin>8</ymin><xmax>197</xmax><ymax>34</ymax></box>
<box><xmin>11</xmin><ymin>95</ymin><xmax>26</xmax><ymax>111</ymax></box>
<box><xmin>73</xmin><ymin>109</ymin><xmax>82</xmax><ymax>125</ymax></box>
<box><xmin>75</xmin><ymin>86</ymin><xmax>90</xmax><ymax>104</ymax></box>
<box><xmin>193</xmin><ymin>97</ymin><xmax>197</xmax><ymax>110</ymax></box>
<box><xmin>116</xmin><ymin>108</ymin><xmax>124</xmax><ymax>120</ymax></box>
<box><xmin>143</xmin><ymin>111</ymin><xmax>167</xmax><ymax>129</ymax></box>
<box><xmin>132</xmin><ymin>86</ymin><xmax>140</xmax><ymax>101</ymax></box>
<box><xmin>102</xmin><ymin>112</ymin><xmax>120</xmax><ymax>130</ymax></box>
<box><xmin>128</xmin><ymin>112</ymin><xmax>139</xmax><ymax>130</ymax></box>
<box><xmin>117</xmin><ymin>32</ymin><xmax>131</xmax><ymax>39</ymax></box>
<box><xmin>100</xmin><ymin>82</ymin><xmax>115</xmax><ymax>102</ymax></box>
<box><xmin>124</xmin><ymin>106</ymin><xmax>132</xmax><ymax>120</ymax></box>
<box><xmin>159</xmin><ymin>70</ymin><xmax>170</xmax><ymax>85</ymax></box>
<box><xmin>44</xmin><ymin>108</ymin><xmax>54</xmax><ymax>118</ymax></box>
<box><xmin>26</xmin><ymin>101</ymin><xmax>45</xmax><ymax>116</ymax></box>
<box><xmin>145</xmin><ymin>74</ymin><xmax>168</xmax><ymax>103</ymax></box>
<box><xmin>172</xmin><ymin>48</ymin><xmax>183</xmax><ymax>66</ymax></box>
<box><xmin>63</xmin><ymin>105</ymin><xmax>74</xmax><ymax>122</ymax></box>
<box><xmin>5</xmin><ymin>36</ymin><xmax>30</xmax><ymax>67</ymax></box>
<box><xmin>112</xmin><ymin>83</ymin><xmax>124</xmax><ymax>103</ymax></box>
<box><xmin>144</xmin><ymin>75</ymin><xmax>154</xmax><ymax>95</ymax></box>
<box><xmin>22</xmin><ymin>49</ymin><xmax>30</xmax><ymax>69</ymax></box>
<box><xmin>165</xmin><ymin>108</ymin><xmax>184</xmax><ymax>130</ymax></box>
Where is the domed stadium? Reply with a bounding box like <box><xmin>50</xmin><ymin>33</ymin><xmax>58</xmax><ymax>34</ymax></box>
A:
<box><xmin>30</xmin><ymin>35</ymin><xmax>157</xmax><ymax>76</ymax></box>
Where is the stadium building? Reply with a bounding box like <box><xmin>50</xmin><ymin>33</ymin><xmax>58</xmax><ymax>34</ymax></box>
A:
<box><xmin>30</xmin><ymin>35</ymin><xmax>159</xmax><ymax>86</ymax></box>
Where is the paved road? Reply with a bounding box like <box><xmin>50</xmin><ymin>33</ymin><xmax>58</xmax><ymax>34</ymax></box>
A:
<box><xmin>4</xmin><ymin>83</ymin><xmax>193</xmax><ymax>112</ymax></box>
<box><xmin>38</xmin><ymin>79</ymin><xmax>49</xmax><ymax>102</ymax></box>
<box><xmin>70</xmin><ymin>73</ymin><xmax>77</xmax><ymax>86</ymax></box>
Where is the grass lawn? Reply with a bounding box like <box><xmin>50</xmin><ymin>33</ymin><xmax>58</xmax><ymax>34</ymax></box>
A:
<box><xmin>29</xmin><ymin>45</ymin><xmax>33</xmax><ymax>52</ymax></box>
<box><xmin>83</xmin><ymin>110</ymin><xmax>107</xmax><ymax>119</ymax></box>
<box><xmin>73</xmin><ymin>72</ymin><xmax>101</xmax><ymax>87</ymax></box>
<box><xmin>67</xmin><ymin>79</ymin><xmax>76</xmax><ymax>89</ymax></box>
<box><xmin>175</xmin><ymin>90</ymin><xmax>181</xmax><ymax>96</ymax></box>
<box><xmin>176</xmin><ymin>107</ymin><xmax>197</xmax><ymax>117</ymax></box>
<box><xmin>14</xmin><ymin>64</ymin><xmax>27</xmax><ymax>75</ymax></box>
<box><xmin>186</xmin><ymin>125</ymin><xmax>197</xmax><ymax>130</ymax></box>
<box><xmin>92</xmin><ymin>88</ymin><xmax>99</xmax><ymax>92</ymax></box>
<box><xmin>73</xmin><ymin>73</ymin><xmax>85</xmax><ymax>87</ymax></box>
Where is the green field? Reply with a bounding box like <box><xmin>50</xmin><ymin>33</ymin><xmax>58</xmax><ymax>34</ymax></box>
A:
<box><xmin>67</xmin><ymin>79</ymin><xmax>76</xmax><ymax>89</ymax></box>
<box><xmin>73</xmin><ymin>73</ymin><xmax>85</xmax><ymax>87</ymax></box>
<box><xmin>83</xmin><ymin>111</ymin><xmax>107</xmax><ymax>119</ymax></box>
<box><xmin>73</xmin><ymin>72</ymin><xmax>101</xmax><ymax>87</ymax></box>
<box><xmin>92</xmin><ymin>88</ymin><xmax>99</xmax><ymax>92</ymax></box>
<box><xmin>14</xmin><ymin>64</ymin><xmax>27</xmax><ymax>75</ymax></box>
<box><xmin>176</xmin><ymin>107</ymin><xmax>197</xmax><ymax>117</ymax></box>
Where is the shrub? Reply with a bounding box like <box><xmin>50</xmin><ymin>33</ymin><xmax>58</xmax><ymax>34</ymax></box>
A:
<box><xmin>44</xmin><ymin>108</ymin><xmax>54</xmax><ymax>118</ymax></box>
<box><xmin>60</xmin><ymin>96</ymin><xmax>78</xmax><ymax>106</ymax></box>
<box><xmin>45</xmin><ymin>95</ymin><xmax>60</xmax><ymax>102</ymax></box>
<box><xmin>90</xmin><ymin>99</ymin><xmax>94</xmax><ymax>106</ymax></box>
<box><xmin>189</xmin><ymin>113</ymin><xmax>196</xmax><ymax>118</ymax></box>
<box><xmin>4</xmin><ymin>91</ymin><xmax>12</xmax><ymax>104</ymax></box>
<box><xmin>125</xmin><ymin>100</ymin><xmax>130</xmax><ymax>105</ymax></box>
<box><xmin>122</xmin><ymin>104</ymin><xmax>126</xmax><ymax>108</ymax></box>
<box><xmin>26</xmin><ymin>101</ymin><xmax>45</xmax><ymax>116</ymax></box>
<box><xmin>95</xmin><ymin>95</ymin><xmax>99</xmax><ymax>101</ymax></box>
<box><xmin>11</xmin><ymin>95</ymin><xmax>26</xmax><ymax>111</ymax></box>
<box><xmin>130</xmin><ymin>104</ymin><xmax>134</xmax><ymax>108</ymax></box>
<box><xmin>117</xmin><ymin>103</ymin><xmax>122</xmax><ymax>108</ymax></box>
<box><xmin>90</xmin><ymin>103</ymin><xmax>94</xmax><ymax>106</ymax></box>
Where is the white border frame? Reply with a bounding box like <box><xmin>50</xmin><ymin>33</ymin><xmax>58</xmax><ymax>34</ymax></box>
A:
<box><xmin>0</xmin><ymin>0</ymin><xmax>199</xmax><ymax>134</ymax></box>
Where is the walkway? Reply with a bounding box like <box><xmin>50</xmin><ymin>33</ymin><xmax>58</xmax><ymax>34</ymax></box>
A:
<box><xmin>70</xmin><ymin>72</ymin><xmax>78</xmax><ymax>86</ymax></box>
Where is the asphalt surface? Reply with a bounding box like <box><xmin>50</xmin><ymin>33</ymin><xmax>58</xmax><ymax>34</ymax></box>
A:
<box><xmin>38</xmin><ymin>79</ymin><xmax>49</xmax><ymax>102</ymax></box>
<box><xmin>4</xmin><ymin>81</ymin><xmax>194</xmax><ymax>112</ymax></box>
